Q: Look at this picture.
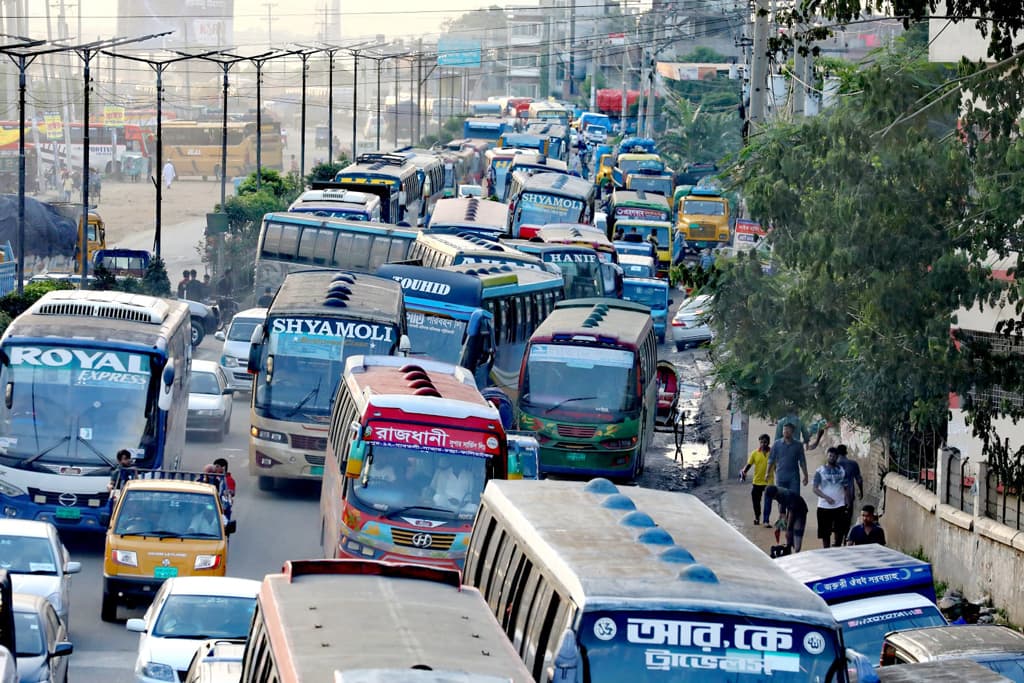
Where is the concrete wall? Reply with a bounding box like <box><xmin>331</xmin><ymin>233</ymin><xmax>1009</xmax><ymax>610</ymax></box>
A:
<box><xmin>884</xmin><ymin>472</ymin><xmax>1024</xmax><ymax>624</ymax></box>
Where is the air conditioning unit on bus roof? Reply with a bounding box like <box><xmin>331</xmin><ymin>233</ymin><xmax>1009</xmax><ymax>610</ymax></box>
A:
<box><xmin>33</xmin><ymin>290</ymin><xmax>170</xmax><ymax>324</ymax></box>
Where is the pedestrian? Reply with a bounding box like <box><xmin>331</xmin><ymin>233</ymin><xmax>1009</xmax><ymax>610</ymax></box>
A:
<box><xmin>213</xmin><ymin>457</ymin><xmax>236</xmax><ymax>518</ymax></box>
<box><xmin>646</xmin><ymin>231</ymin><xmax>660</xmax><ymax>253</ymax></box>
<box><xmin>767</xmin><ymin>422</ymin><xmax>808</xmax><ymax>495</ymax></box>
<box><xmin>107</xmin><ymin>449</ymin><xmax>134</xmax><ymax>493</ymax></box>
<box><xmin>290</xmin><ymin>154</ymin><xmax>298</xmax><ymax>174</ymax></box>
<box><xmin>185</xmin><ymin>269</ymin><xmax>203</xmax><ymax>300</ymax></box>
<box><xmin>200</xmin><ymin>274</ymin><xmax>212</xmax><ymax>299</ymax></box>
<box><xmin>61</xmin><ymin>169</ymin><xmax>73</xmax><ymax>202</ymax></box>
<box><xmin>846</xmin><ymin>504</ymin><xmax>886</xmax><ymax>546</ymax></box>
<box><xmin>774</xmin><ymin>406</ymin><xmax>811</xmax><ymax>444</ymax></box>
<box><xmin>673</xmin><ymin>230</ymin><xmax>685</xmax><ymax>266</ymax></box>
<box><xmin>162</xmin><ymin>159</ymin><xmax>176</xmax><ymax>189</ymax></box>
<box><xmin>570</xmin><ymin>154</ymin><xmax>582</xmax><ymax>177</ymax></box>
<box><xmin>218</xmin><ymin>267</ymin><xmax>234</xmax><ymax>298</ymax></box>
<box><xmin>835</xmin><ymin>444</ymin><xmax>864</xmax><ymax>543</ymax></box>
<box><xmin>256</xmin><ymin>286</ymin><xmax>274</xmax><ymax>307</ymax></box>
<box><xmin>740</xmin><ymin>433</ymin><xmax>774</xmax><ymax>526</ymax></box>
<box><xmin>176</xmin><ymin>270</ymin><xmax>190</xmax><ymax>299</ymax></box>
<box><xmin>812</xmin><ymin>447</ymin><xmax>850</xmax><ymax>548</ymax></box>
<box><xmin>89</xmin><ymin>168</ymin><xmax>101</xmax><ymax>203</ymax></box>
<box><xmin>765</xmin><ymin>486</ymin><xmax>808</xmax><ymax>554</ymax></box>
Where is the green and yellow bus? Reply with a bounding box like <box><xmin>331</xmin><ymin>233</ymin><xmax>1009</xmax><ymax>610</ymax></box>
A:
<box><xmin>607</xmin><ymin>190</ymin><xmax>674</xmax><ymax>275</ymax></box>
<box><xmin>516</xmin><ymin>298</ymin><xmax>657</xmax><ymax>481</ymax></box>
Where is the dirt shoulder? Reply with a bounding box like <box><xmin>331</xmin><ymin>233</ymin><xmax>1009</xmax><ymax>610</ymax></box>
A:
<box><xmin>95</xmin><ymin>179</ymin><xmax>225</xmax><ymax>245</ymax></box>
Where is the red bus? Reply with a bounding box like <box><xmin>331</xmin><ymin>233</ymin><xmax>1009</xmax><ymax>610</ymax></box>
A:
<box><xmin>321</xmin><ymin>355</ymin><xmax>528</xmax><ymax>570</ymax></box>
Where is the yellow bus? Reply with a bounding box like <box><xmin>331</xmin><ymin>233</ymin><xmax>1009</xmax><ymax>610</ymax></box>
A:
<box><xmin>161</xmin><ymin>120</ymin><xmax>283</xmax><ymax>180</ymax></box>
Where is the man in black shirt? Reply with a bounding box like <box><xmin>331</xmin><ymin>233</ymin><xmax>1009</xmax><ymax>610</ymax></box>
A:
<box><xmin>846</xmin><ymin>504</ymin><xmax>886</xmax><ymax>546</ymax></box>
<box><xmin>766</xmin><ymin>485</ymin><xmax>808</xmax><ymax>554</ymax></box>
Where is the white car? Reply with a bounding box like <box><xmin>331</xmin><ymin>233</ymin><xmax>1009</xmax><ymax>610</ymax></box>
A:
<box><xmin>127</xmin><ymin>576</ymin><xmax>259</xmax><ymax>683</ymax></box>
<box><xmin>215</xmin><ymin>307</ymin><xmax>267</xmax><ymax>391</ymax></box>
<box><xmin>186</xmin><ymin>360</ymin><xmax>234</xmax><ymax>441</ymax></box>
<box><xmin>0</xmin><ymin>519</ymin><xmax>81</xmax><ymax>631</ymax></box>
<box><xmin>671</xmin><ymin>294</ymin><xmax>714</xmax><ymax>350</ymax></box>
<box><xmin>458</xmin><ymin>184</ymin><xmax>483</xmax><ymax>198</ymax></box>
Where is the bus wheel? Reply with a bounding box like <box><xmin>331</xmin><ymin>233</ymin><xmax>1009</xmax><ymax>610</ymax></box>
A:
<box><xmin>258</xmin><ymin>476</ymin><xmax>276</xmax><ymax>491</ymax></box>
<box><xmin>100</xmin><ymin>592</ymin><xmax>117</xmax><ymax>622</ymax></box>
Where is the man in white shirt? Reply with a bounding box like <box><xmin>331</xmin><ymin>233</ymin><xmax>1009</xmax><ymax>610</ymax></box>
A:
<box><xmin>812</xmin><ymin>447</ymin><xmax>850</xmax><ymax>548</ymax></box>
<box><xmin>430</xmin><ymin>456</ymin><xmax>474</xmax><ymax>508</ymax></box>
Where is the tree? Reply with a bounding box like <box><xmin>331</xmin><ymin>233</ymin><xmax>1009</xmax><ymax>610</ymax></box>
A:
<box><xmin>680</xmin><ymin>47</ymin><xmax>728</xmax><ymax>63</ymax></box>
<box><xmin>305</xmin><ymin>161</ymin><xmax>346</xmax><ymax>187</ymax></box>
<box><xmin>710</xmin><ymin>50</ymin><xmax>992</xmax><ymax>474</ymax></box>
<box><xmin>659</xmin><ymin>94</ymin><xmax>743</xmax><ymax>168</ymax></box>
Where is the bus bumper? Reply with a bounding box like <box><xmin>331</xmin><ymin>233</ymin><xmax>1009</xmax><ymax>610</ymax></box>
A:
<box><xmin>538</xmin><ymin>447</ymin><xmax>638</xmax><ymax>479</ymax></box>
<box><xmin>335</xmin><ymin>533</ymin><xmax>465</xmax><ymax>571</ymax></box>
<box><xmin>0</xmin><ymin>493</ymin><xmax>110</xmax><ymax>532</ymax></box>
<box><xmin>249</xmin><ymin>437</ymin><xmax>326</xmax><ymax>481</ymax></box>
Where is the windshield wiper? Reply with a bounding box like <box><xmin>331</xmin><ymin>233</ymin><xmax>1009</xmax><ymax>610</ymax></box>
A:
<box><xmin>119</xmin><ymin>529</ymin><xmax>179</xmax><ymax>538</ymax></box>
<box><xmin>544</xmin><ymin>396</ymin><xmax>597</xmax><ymax>414</ymax></box>
<box><xmin>384</xmin><ymin>505</ymin><xmax>455</xmax><ymax>519</ymax></box>
<box><xmin>75</xmin><ymin>436</ymin><xmax>116</xmax><ymax>468</ymax></box>
<box><xmin>21</xmin><ymin>436</ymin><xmax>71</xmax><ymax>466</ymax></box>
<box><xmin>284</xmin><ymin>376</ymin><xmax>322</xmax><ymax>418</ymax></box>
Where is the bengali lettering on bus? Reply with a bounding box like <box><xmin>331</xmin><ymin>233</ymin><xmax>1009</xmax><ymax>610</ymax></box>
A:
<box><xmin>614</xmin><ymin>206</ymin><xmax>669</xmax><ymax>221</ymax></box>
<box><xmin>367</xmin><ymin>420</ymin><xmax>501</xmax><ymax>456</ymax></box>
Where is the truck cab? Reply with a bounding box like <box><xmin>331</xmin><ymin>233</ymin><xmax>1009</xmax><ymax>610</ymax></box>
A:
<box><xmin>102</xmin><ymin>471</ymin><xmax>236</xmax><ymax>622</ymax></box>
<box><xmin>677</xmin><ymin>187</ymin><xmax>731</xmax><ymax>250</ymax></box>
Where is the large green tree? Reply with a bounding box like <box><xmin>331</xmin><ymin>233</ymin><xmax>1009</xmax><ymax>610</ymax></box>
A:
<box><xmin>711</xmin><ymin>48</ymin><xmax>1000</xmax><ymax>468</ymax></box>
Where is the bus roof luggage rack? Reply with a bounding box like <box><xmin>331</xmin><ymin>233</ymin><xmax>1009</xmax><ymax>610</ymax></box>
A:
<box><xmin>33</xmin><ymin>290</ymin><xmax>169</xmax><ymax>324</ymax></box>
<box><xmin>355</xmin><ymin>152</ymin><xmax>411</xmax><ymax>167</ymax></box>
<box><xmin>281</xmin><ymin>559</ymin><xmax>462</xmax><ymax>588</ymax></box>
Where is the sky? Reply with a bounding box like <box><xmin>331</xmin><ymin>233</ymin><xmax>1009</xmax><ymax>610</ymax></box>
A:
<box><xmin>42</xmin><ymin>0</ymin><xmax>519</xmax><ymax>48</ymax></box>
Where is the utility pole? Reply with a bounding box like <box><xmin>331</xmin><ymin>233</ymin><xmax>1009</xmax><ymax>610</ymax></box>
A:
<box><xmin>262</xmin><ymin>3</ymin><xmax>277</xmax><ymax>46</ymax></box>
<box><xmin>637</xmin><ymin>46</ymin><xmax>646</xmax><ymax>135</ymax></box>
<box><xmin>393</xmin><ymin>59</ymin><xmax>400</xmax><ymax>147</ymax></box>
<box><xmin>748</xmin><ymin>0</ymin><xmax>770</xmax><ymax>130</ymax></box>
<box><xmin>792</xmin><ymin>45</ymin><xmax>805</xmax><ymax>118</ymax></box>
<box><xmin>568</xmin><ymin>0</ymin><xmax>576</xmax><ymax>98</ymax></box>
<box><xmin>292</xmin><ymin>47</ymin><xmax>321</xmax><ymax>178</ymax></box>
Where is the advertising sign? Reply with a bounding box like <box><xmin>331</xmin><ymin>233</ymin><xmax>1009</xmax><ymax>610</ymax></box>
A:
<box><xmin>103</xmin><ymin>106</ymin><xmax>125</xmax><ymax>128</ymax></box>
<box><xmin>437</xmin><ymin>37</ymin><xmax>482</xmax><ymax>68</ymax></box>
<box><xmin>44</xmin><ymin>114</ymin><xmax>63</xmax><ymax>140</ymax></box>
<box><xmin>734</xmin><ymin>218</ymin><xmax>766</xmax><ymax>249</ymax></box>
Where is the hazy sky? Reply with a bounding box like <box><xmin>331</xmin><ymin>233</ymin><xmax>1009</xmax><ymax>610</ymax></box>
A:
<box><xmin>51</xmin><ymin>0</ymin><xmax>517</xmax><ymax>47</ymax></box>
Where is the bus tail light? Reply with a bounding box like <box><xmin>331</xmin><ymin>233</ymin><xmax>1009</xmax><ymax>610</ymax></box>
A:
<box><xmin>600</xmin><ymin>436</ymin><xmax>637</xmax><ymax>450</ymax></box>
<box><xmin>195</xmin><ymin>554</ymin><xmax>221</xmax><ymax>570</ymax></box>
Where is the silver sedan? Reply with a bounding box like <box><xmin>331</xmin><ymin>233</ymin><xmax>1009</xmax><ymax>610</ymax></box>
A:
<box><xmin>671</xmin><ymin>294</ymin><xmax>714</xmax><ymax>351</ymax></box>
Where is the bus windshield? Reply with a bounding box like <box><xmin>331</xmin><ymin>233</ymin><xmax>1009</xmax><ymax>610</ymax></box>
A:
<box><xmin>578</xmin><ymin>611</ymin><xmax>843</xmax><ymax>682</ymax></box>
<box><xmin>840</xmin><ymin>607</ymin><xmax>946</xmax><ymax>659</ymax></box>
<box><xmin>629</xmin><ymin>176</ymin><xmax>673</xmax><ymax>195</ymax></box>
<box><xmin>521</xmin><ymin>344</ymin><xmax>636</xmax><ymax>419</ymax></box>
<box><xmin>545</xmin><ymin>253</ymin><xmax>604</xmax><ymax>299</ymax></box>
<box><xmin>0</xmin><ymin>344</ymin><xmax>155</xmax><ymax>466</ymax></box>
<box><xmin>289</xmin><ymin>206</ymin><xmax>370</xmax><ymax>221</ymax></box>
<box><xmin>623</xmin><ymin>283</ymin><xmax>665</xmax><ymax>310</ymax></box>
<box><xmin>254</xmin><ymin>317</ymin><xmax>399</xmax><ymax>423</ymax></box>
<box><xmin>684</xmin><ymin>199</ymin><xmax>726</xmax><ymax>216</ymax></box>
<box><xmin>349</xmin><ymin>445</ymin><xmax>487</xmax><ymax>519</ymax></box>
<box><xmin>619</xmin><ymin>159</ymin><xmax>662</xmax><ymax>174</ymax></box>
<box><xmin>623</xmin><ymin>224</ymin><xmax>670</xmax><ymax>248</ymax></box>
<box><xmin>518</xmin><ymin>193</ymin><xmax>584</xmax><ymax>226</ymax></box>
<box><xmin>405</xmin><ymin>312</ymin><xmax>467</xmax><ymax>365</ymax></box>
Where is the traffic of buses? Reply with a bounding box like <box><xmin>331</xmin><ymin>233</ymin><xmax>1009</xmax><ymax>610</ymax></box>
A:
<box><xmin>0</xmin><ymin>100</ymin><xmax>870</xmax><ymax>683</ymax></box>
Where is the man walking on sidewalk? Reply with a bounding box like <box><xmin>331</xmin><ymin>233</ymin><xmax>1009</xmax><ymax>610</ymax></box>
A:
<box><xmin>740</xmin><ymin>433</ymin><xmax>774</xmax><ymax>526</ymax></box>
<box><xmin>768</xmin><ymin>422</ymin><xmax>808</xmax><ymax>495</ymax></box>
<box><xmin>813</xmin><ymin>447</ymin><xmax>850</xmax><ymax>548</ymax></box>
<box><xmin>835</xmin><ymin>444</ymin><xmax>863</xmax><ymax>544</ymax></box>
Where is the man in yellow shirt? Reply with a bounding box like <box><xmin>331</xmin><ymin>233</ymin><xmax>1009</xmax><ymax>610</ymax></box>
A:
<box><xmin>740</xmin><ymin>434</ymin><xmax>775</xmax><ymax>526</ymax></box>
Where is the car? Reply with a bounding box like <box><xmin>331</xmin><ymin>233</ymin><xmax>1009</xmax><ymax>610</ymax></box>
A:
<box><xmin>181</xmin><ymin>299</ymin><xmax>219</xmax><ymax>348</ymax></box>
<box><xmin>214</xmin><ymin>307</ymin><xmax>267</xmax><ymax>392</ymax></box>
<box><xmin>457</xmin><ymin>184</ymin><xmax>483</xmax><ymax>198</ymax></box>
<box><xmin>671</xmin><ymin>293</ymin><xmax>714</xmax><ymax>350</ymax></box>
<box><xmin>0</xmin><ymin>647</ymin><xmax>14</xmax><ymax>683</ymax></box>
<box><xmin>584</xmin><ymin>124</ymin><xmax>608</xmax><ymax>144</ymax></box>
<box><xmin>0</xmin><ymin>520</ymin><xmax>81</xmax><ymax>631</ymax></box>
<box><xmin>126</xmin><ymin>577</ymin><xmax>259</xmax><ymax>683</ymax></box>
<box><xmin>187</xmin><ymin>360</ymin><xmax>234</xmax><ymax>441</ymax></box>
<box><xmin>881</xmin><ymin>624</ymin><xmax>1024</xmax><ymax>681</ymax></box>
<box><xmin>182</xmin><ymin>639</ymin><xmax>245</xmax><ymax>683</ymax></box>
<box><xmin>12</xmin><ymin>593</ymin><xmax>73</xmax><ymax>683</ymax></box>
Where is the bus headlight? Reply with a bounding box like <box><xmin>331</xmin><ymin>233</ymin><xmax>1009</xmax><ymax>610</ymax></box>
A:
<box><xmin>250</xmin><ymin>427</ymin><xmax>287</xmax><ymax>443</ymax></box>
<box><xmin>0</xmin><ymin>478</ymin><xmax>25</xmax><ymax>497</ymax></box>
<box><xmin>194</xmin><ymin>554</ymin><xmax>221</xmax><ymax>570</ymax></box>
<box><xmin>112</xmin><ymin>549</ymin><xmax>137</xmax><ymax>566</ymax></box>
<box><xmin>600</xmin><ymin>436</ymin><xmax>638</xmax><ymax>450</ymax></box>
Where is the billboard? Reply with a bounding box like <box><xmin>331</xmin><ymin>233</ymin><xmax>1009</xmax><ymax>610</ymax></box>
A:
<box><xmin>437</xmin><ymin>37</ymin><xmax>481</xmax><ymax>68</ymax></box>
<box><xmin>117</xmin><ymin>0</ymin><xmax>233</xmax><ymax>49</ymax></box>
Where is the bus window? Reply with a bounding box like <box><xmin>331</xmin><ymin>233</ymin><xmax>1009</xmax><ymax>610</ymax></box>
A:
<box><xmin>350</xmin><ymin>234</ymin><xmax>372</xmax><ymax>269</ymax></box>
<box><xmin>333</xmin><ymin>232</ymin><xmax>355</xmax><ymax>266</ymax></box>
<box><xmin>262</xmin><ymin>222</ymin><xmax>282</xmax><ymax>256</ymax></box>
<box><xmin>314</xmin><ymin>230</ymin><xmax>337</xmax><ymax>265</ymax></box>
<box><xmin>516</xmin><ymin>297</ymin><xmax>527</xmax><ymax>341</ymax></box>
<box><xmin>278</xmin><ymin>224</ymin><xmax>300</xmax><ymax>259</ymax></box>
<box><xmin>368</xmin><ymin>237</ymin><xmax>391</xmax><ymax>270</ymax></box>
<box><xmin>297</xmin><ymin>228</ymin><xmax>319</xmax><ymax>262</ymax></box>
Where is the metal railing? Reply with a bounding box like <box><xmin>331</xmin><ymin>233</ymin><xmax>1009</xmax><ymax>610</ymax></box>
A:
<box><xmin>985</xmin><ymin>469</ymin><xmax>1024</xmax><ymax>531</ymax></box>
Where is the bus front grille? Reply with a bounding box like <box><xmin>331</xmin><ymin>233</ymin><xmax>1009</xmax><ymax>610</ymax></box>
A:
<box><xmin>304</xmin><ymin>454</ymin><xmax>325</xmax><ymax>466</ymax></box>
<box><xmin>557</xmin><ymin>424</ymin><xmax>597</xmax><ymax>438</ymax></box>
<box><xmin>391</xmin><ymin>529</ymin><xmax>456</xmax><ymax>551</ymax></box>
<box><xmin>27</xmin><ymin>488</ymin><xmax>108</xmax><ymax>508</ymax></box>
<box><xmin>291</xmin><ymin>434</ymin><xmax>327</xmax><ymax>451</ymax></box>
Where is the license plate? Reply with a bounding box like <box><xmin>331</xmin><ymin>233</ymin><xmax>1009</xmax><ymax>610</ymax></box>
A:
<box><xmin>566</xmin><ymin>453</ymin><xmax>586</xmax><ymax>462</ymax></box>
<box><xmin>55</xmin><ymin>507</ymin><xmax>81</xmax><ymax>520</ymax></box>
<box><xmin>310</xmin><ymin>466</ymin><xmax>324</xmax><ymax>476</ymax></box>
<box><xmin>154</xmin><ymin>566</ymin><xmax>178</xmax><ymax>579</ymax></box>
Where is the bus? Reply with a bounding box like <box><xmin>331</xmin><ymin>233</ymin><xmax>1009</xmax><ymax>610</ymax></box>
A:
<box><xmin>505</xmin><ymin>240</ymin><xmax>621</xmax><ymax>300</ymax></box>
<box><xmin>613</xmin><ymin>153</ymin><xmax>664</xmax><ymax>189</ymax></box>
<box><xmin>527</xmin><ymin>101</ymin><xmax>570</xmax><ymax>125</ymax></box>
<box><xmin>613</xmin><ymin>219</ymin><xmax>674</xmax><ymax>276</ymax></box>
<box><xmin>329</xmin><ymin>152</ymin><xmax>422</xmax><ymax>225</ymax></box>
<box><xmin>504</xmin><ymin>152</ymin><xmax>568</xmax><ymax>193</ymax></box>
<box><xmin>465</xmin><ymin>479</ymin><xmax>849</xmax><ymax>682</ymax></box>
<box><xmin>407</xmin><ymin>232</ymin><xmax>558</xmax><ymax>273</ymax></box>
<box><xmin>524</xmin><ymin>121</ymin><xmax>569</xmax><ymax>162</ymax></box>
<box><xmin>246</xmin><ymin>270</ymin><xmax>409</xmax><ymax>490</ymax></box>
<box><xmin>321</xmin><ymin>355</ymin><xmax>517</xmax><ymax>569</ymax></box>
<box><xmin>462</xmin><ymin>118</ymin><xmax>508</xmax><ymax>142</ymax></box>
<box><xmin>377</xmin><ymin>263</ymin><xmax>564</xmax><ymax>395</ymax></box>
<box><xmin>287</xmin><ymin>189</ymin><xmax>382</xmax><ymax>222</ymax></box>
<box><xmin>32</xmin><ymin>121</ymin><xmax>151</xmax><ymax>176</ymax></box>
<box><xmin>425</xmin><ymin>197</ymin><xmax>509</xmax><ymax>239</ymax></box>
<box><xmin>161</xmin><ymin>120</ymin><xmax>283</xmax><ymax>179</ymax></box>
<box><xmin>516</xmin><ymin>298</ymin><xmax>657</xmax><ymax>480</ymax></box>
<box><xmin>609</xmin><ymin>189</ymin><xmax>673</xmax><ymax>228</ymax></box>
<box><xmin>240</xmin><ymin>559</ymin><xmax>533</xmax><ymax>682</ymax></box>
<box><xmin>507</xmin><ymin>172</ymin><xmax>595</xmax><ymax>239</ymax></box>
<box><xmin>392</xmin><ymin>147</ymin><xmax>445</xmax><ymax>224</ymax></box>
<box><xmin>252</xmin><ymin>212</ymin><xmax>418</xmax><ymax>298</ymax></box>
<box><xmin>626</xmin><ymin>167</ymin><xmax>674</xmax><ymax>197</ymax></box>
<box><xmin>484</xmin><ymin>148</ymin><xmax>521</xmax><ymax>200</ymax></box>
<box><xmin>0</xmin><ymin>291</ymin><xmax>191</xmax><ymax>530</ymax></box>
<box><xmin>497</xmin><ymin>132</ymin><xmax>547</xmax><ymax>155</ymax></box>
<box><xmin>536</xmin><ymin>223</ymin><xmax>618</xmax><ymax>264</ymax></box>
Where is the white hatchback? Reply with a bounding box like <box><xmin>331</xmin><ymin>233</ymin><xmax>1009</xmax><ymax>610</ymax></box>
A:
<box><xmin>0</xmin><ymin>519</ymin><xmax>81</xmax><ymax>631</ymax></box>
<box><xmin>215</xmin><ymin>308</ymin><xmax>267</xmax><ymax>391</ymax></box>
<box><xmin>127</xmin><ymin>576</ymin><xmax>259</xmax><ymax>683</ymax></box>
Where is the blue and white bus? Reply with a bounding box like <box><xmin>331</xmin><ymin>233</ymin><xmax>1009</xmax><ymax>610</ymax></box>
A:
<box><xmin>425</xmin><ymin>197</ymin><xmax>510</xmax><ymax>239</ymax></box>
<box><xmin>392</xmin><ymin>147</ymin><xmax>445</xmax><ymax>225</ymax></box>
<box><xmin>330</xmin><ymin>153</ymin><xmax>422</xmax><ymax>225</ymax></box>
<box><xmin>377</xmin><ymin>263</ymin><xmax>564</xmax><ymax>398</ymax></box>
<box><xmin>0</xmin><ymin>291</ymin><xmax>191</xmax><ymax>530</ymax></box>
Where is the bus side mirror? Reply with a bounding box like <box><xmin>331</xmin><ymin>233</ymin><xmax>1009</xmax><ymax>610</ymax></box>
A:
<box><xmin>552</xmin><ymin>629</ymin><xmax>583</xmax><ymax>683</ymax></box>
<box><xmin>505</xmin><ymin>432</ymin><xmax>539</xmax><ymax>480</ymax></box>
<box><xmin>158</xmin><ymin>364</ymin><xmax>175</xmax><ymax>412</ymax></box>
<box><xmin>4</xmin><ymin>382</ymin><xmax>11</xmax><ymax>410</ymax></box>
<box><xmin>345</xmin><ymin>422</ymin><xmax>366</xmax><ymax>478</ymax></box>
<box><xmin>399</xmin><ymin>334</ymin><xmax>411</xmax><ymax>357</ymax></box>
